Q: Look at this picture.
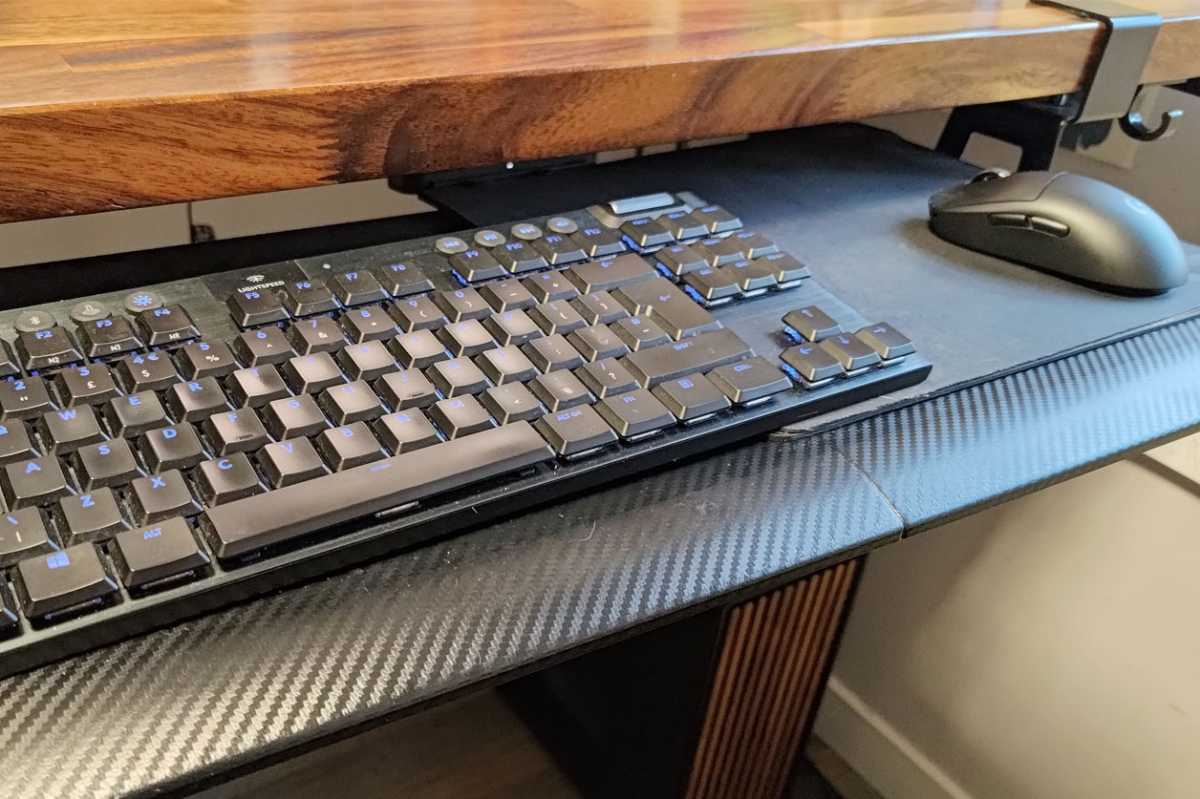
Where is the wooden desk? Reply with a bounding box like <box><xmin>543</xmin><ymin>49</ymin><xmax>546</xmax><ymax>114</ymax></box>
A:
<box><xmin>2</xmin><ymin>0</ymin><xmax>1199</xmax><ymax>223</ymax></box>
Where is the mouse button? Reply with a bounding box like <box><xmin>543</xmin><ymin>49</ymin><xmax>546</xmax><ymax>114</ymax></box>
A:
<box><xmin>988</xmin><ymin>213</ymin><xmax>1029</xmax><ymax>228</ymax></box>
<box><xmin>1029</xmin><ymin>216</ymin><xmax>1070</xmax><ymax>237</ymax></box>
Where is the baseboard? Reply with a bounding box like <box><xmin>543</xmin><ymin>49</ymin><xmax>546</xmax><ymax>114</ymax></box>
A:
<box><xmin>813</xmin><ymin>677</ymin><xmax>975</xmax><ymax>799</ymax></box>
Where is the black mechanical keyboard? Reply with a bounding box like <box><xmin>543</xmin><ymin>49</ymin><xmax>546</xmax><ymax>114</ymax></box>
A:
<box><xmin>0</xmin><ymin>190</ymin><xmax>930</xmax><ymax>677</ymax></box>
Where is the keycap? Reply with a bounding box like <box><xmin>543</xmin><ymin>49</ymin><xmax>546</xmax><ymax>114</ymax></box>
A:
<box><xmin>78</xmin><ymin>316</ymin><xmax>143</xmax><ymax>359</ymax></box>
<box><xmin>263</xmin><ymin>394</ymin><xmax>330</xmax><ymax>439</ymax></box>
<box><xmin>620</xmin><ymin>217</ymin><xmax>673</xmax><ymax>249</ymax></box>
<box><xmin>130</xmin><ymin>471</ymin><xmax>201</xmax><ymax>524</ymax></box>
<box><xmin>611</xmin><ymin>316</ymin><xmax>672</xmax><ymax>351</ymax></box>
<box><xmin>54</xmin><ymin>364</ymin><xmax>121</xmax><ymax>407</ymax></box>
<box><xmin>287</xmin><ymin>316</ymin><xmax>347</xmax><ymax>355</ymax></box>
<box><xmin>523</xmin><ymin>335</ymin><xmax>585</xmax><ymax>373</ymax></box>
<box><xmin>567</xmin><ymin>324</ymin><xmax>629</xmax><ymax>362</ymax></box>
<box><xmin>336</xmin><ymin>340</ymin><xmax>397</xmax><ymax>381</ymax></box>
<box><xmin>375</xmin><ymin>370</ymin><xmax>439</xmax><ymax>411</ymax></box>
<box><xmin>510</xmin><ymin>222</ymin><xmax>543</xmax><ymax>241</ymax></box>
<box><xmin>15</xmin><ymin>545</ymin><xmax>118</xmax><ymax>620</ymax></box>
<box><xmin>123</xmin><ymin>291</ymin><xmax>163</xmax><ymax>314</ymax></box>
<box><xmin>652</xmin><ymin>373</ymin><xmax>731</xmax><ymax>422</ymax></box>
<box><xmin>316</xmin><ymin>423</ymin><xmax>386</xmax><ymax>470</ymax></box>
<box><xmin>389</xmin><ymin>330</ymin><xmax>447</xmax><ymax>369</ymax></box>
<box><xmin>389</xmin><ymin>295</ymin><xmax>449</xmax><ymax>332</ymax></box>
<box><xmin>855</xmin><ymin>323</ymin><xmax>916</xmax><ymax>361</ymax></box>
<box><xmin>655</xmin><ymin>244</ymin><xmax>708</xmax><ymax>276</ymax></box>
<box><xmin>574</xmin><ymin>291</ymin><xmax>630</xmax><ymax>325</ymax></box>
<box><xmin>233</xmin><ymin>326</ymin><xmax>295</xmax><ymax>365</ymax></box>
<box><xmin>437</xmin><ymin>320</ymin><xmax>497</xmax><ymax>357</ymax></box>
<box><xmin>683</xmin><ymin>267</ymin><xmax>742</xmax><ymax>302</ymax></box>
<box><xmin>116</xmin><ymin>351</ymin><xmax>178</xmax><ymax>392</ymax></box>
<box><xmin>375</xmin><ymin>411</ymin><xmax>441</xmax><ymax>454</ymax></box>
<box><xmin>474</xmin><ymin>229</ymin><xmax>506</xmax><ymax>248</ymax></box>
<box><xmin>0</xmin><ymin>341</ymin><xmax>19</xmax><ymax>378</ymax></box>
<box><xmin>228</xmin><ymin>288</ymin><xmax>288</xmax><ymax>327</ymax></box>
<box><xmin>73</xmin><ymin>439</ymin><xmax>142</xmax><ymax>491</ymax></box>
<box><xmin>3</xmin><ymin>456</ymin><xmax>73</xmax><ymax>509</ymax></box>
<box><xmin>113</xmin><ymin>518</ymin><xmax>211</xmax><ymax>591</ymax></box>
<box><xmin>760</xmin><ymin>252</ymin><xmax>810</xmax><ymax>284</ymax></box>
<box><xmin>819</xmin><ymin>333</ymin><xmax>882</xmax><ymax>372</ymax></box>
<box><xmin>428</xmin><ymin>358</ymin><xmax>489</xmax><ymax>397</ymax></box>
<box><xmin>0</xmin><ymin>421</ymin><xmax>37</xmax><ymax>464</ymax></box>
<box><xmin>524</xmin><ymin>271</ymin><xmax>581</xmax><ymax>303</ymax></box>
<box><xmin>202</xmin><ymin>409</ymin><xmax>272</xmax><ymax>455</ymax></box>
<box><xmin>479</xmin><ymin>278</ymin><xmax>537</xmax><ymax>312</ymax></box>
<box><xmin>689</xmin><ymin>204</ymin><xmax>742</xmax><ymax>234</ymax></box>
<box><xmin>695</xmin><ymin>236</ymin><xmax>745</xmax><ymax>267</ymax></box>
<box><xmin>55</xmin><ymin>489</ymin><xmax>129</xmax><ymax>543</ymax></box>
<box><xmin>529</xmin><ymin>371</ymin><xmax>593</xmax><ymax>411</ymax></box>
<box><xmin>595</xmin><ymin>389</ymin><xmax>676</xmax><ymax>438</ymax></box>
<box><xmin>106</xmin><ymin>390</ymin><xmax>169</xmax><ymax>436</ymax></box>
<box><xmin>282</xmin><ymin>353</ymin><xmax>346</xmax><ymax>394</ymax></box>
<box><xmin>657</xmin><ymin>210</ymin><xmax>709</xmax><ymax>241</ymax></box>
<box><xmin>435</xmin><ymin>236</ymin><xmax>470</xmax><ymax>255</ymax></box>
<box><xmin>330</xmin><ymin>270</ymin><xmax>388</xmax><ymax>306</ymax></box>
<box><xmin>15</xmin><ymin>309</ymin><xmax>56</xmax><ymax>334</ymax></box>
<box><xmin>15</xmin><ymin>327</ymin><xmax>83</xmax><ymax>371</ymax></box>
<box><xmin>576</xmin><ymin>358</ymin><xmax>640</xmax><ymax>399</ymax></box>
<box><xmin>477</xmin><ymin>346</ymin><xmax>538</xmax><ymax>385</ymax></box>
<box><xmin>622</xmin><ymin>329</ymin><xmax>754</xmax><ymax>387</ymax></box>
<box><xmin>0</xmin><ymin>377</ymin><xmax>55</xmax><ymax>420</ymax></box>
<box><xmin>69</xmin><ymin>301</ymin><xmax>110</xmax><ymax>324</ymax></box>
<box><xmin>318</xmin><ymin>381</ymin><xmax>384</xmax><ymax>425</ymax></box>
<box><xmin>531</xmin><ymin>233</ymin><xmax>587</xmax><ymax>265</ymax></box>
<box><xmin>196</xmin><ymin>454</ymin><xmax>265</xmax><ymax>505</ymax></box>
<box><xmin>708</xmin><ymin>357</ymin><xmax>793</xmax><ymax>404</ymax></box>
<box><xmin>783</xmin><ymin>307</ymin><xmax>841</xmax><ymax>342</ymax></box>
<box><xmin>720</xmin><ymin>259</ymin><xmax>778</xmax><ymax>292</ymax></box>
<box><xmin>340</xmin><ymin>304</ymin><xmax>397</xmax><ymax>343</ymax></box>
<box><xmin>38</xmin><ymin>405</ymin><xmax>105</xmax><ymax>454</ymax></box>
<box><xmin>493</xmin><ymin>240</ymin><xmax>548</xmax><ymax>274</ymax></box>
<box><xmin>375</xmin><ymin>257</ymin><xmax>437</xmax><ymax>298</ymax></box>
<box><xmin>258</xmin><ymin>438</ymin><xmax>329</xmax><ymax>488</ymax></box>
<box><xmin>565</xmin><ymin>253</ymin><xmax>656</xmax><ymax>293</ymax></box>
<box><xmin>434</xmin><ymin>288</ymin><xmax>492</xmax><ymax>322</ymax></box>
<box><xmin>0</xmin><ymin>507</ymin><xmax>53</xmax><ymax>566</ymax></box>
<box><xmin>781</xmin><ymin>344</ymin><xmax>845</xmax><ymax>384</ymax></box>
<box><xmin>449</xmin><ymin>248</ymin><xmax>508</xmax><ymax>282</ymax></box>
<box><xmin>167</xmin><ymin>378</ymin><xmax>229</xmax><ymax>422</ymax></box>
<box><xmin>480</xmin><ymin>383</ymin><xmax>543</xmax><ymax>424</ymax></box>
<box><xmin>283</xmin><ymin>279</ymin><xmax>340</xmax><ymax>317</ymax></box>
<box><xmin>429</xmin><ymin>396</ymin><xmax>496</xmax><ymax>439</ymax></box>
<box><xmin>227</xmin><ymin>365</ymin><xmax>291</xmax><ymax>408</ymax></box>
<box><xmin>137</xmin><ymin>304</ymin><xmax>200</xmax><ymax>346</ymax></box>
<box><xmin>615</xmin><ymin>278</ymin><xmax>721</xmax><ymax>339</ymax></box>
<box><xmin>201</xmin><ymin>422</ymin><xmax>554</xmax><ymax>560</ymax></box>
<box><xmin>547</xmin><ymin>216</ymin><xmax>578</xmax><ymax>235</ymax></box>
<box><xmin>483</xmin><ymin>310</ymin><xmax>544</xmax><ymax>346</ymax></box>
<box><xmin>534</xmin><ymin>405</ymin><xmax>618</xmax><ymax>457</ymax></box>
<box><xmin>572</xmin><ymin>225</ymin><xmax>626</xmax><ymax>258</ymax></box>
<box><xmin>530</xmin><ymin>300</ymin><xmax>587</xmax><ymax>335</ymax></box>
<box><xmin>140</xmin><ymin>423</ymin><xmax>206</xmax><ymax>472</ymax></box>
<box><xmin>177</xmin><ymin>341</ymin><xmax>239</xmax><ymax>380</ymax></box>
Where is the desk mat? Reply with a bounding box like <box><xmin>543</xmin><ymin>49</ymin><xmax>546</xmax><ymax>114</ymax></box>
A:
<box><xmin>427</xmin><ymin>124</ymin><xmax>1200</xmax><ymax>429</ymax></box>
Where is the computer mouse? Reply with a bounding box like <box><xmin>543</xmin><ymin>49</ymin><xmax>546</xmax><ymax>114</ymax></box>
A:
<box><xmin>928</xmin><ymin>170</ymin><xmax>1188</xmax><ymax>295</ymax></box>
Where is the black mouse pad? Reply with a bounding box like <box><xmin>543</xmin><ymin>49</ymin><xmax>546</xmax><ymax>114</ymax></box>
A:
<box><xmin>425</xmin><ymin>124</ymin><xmax>1200</xmax><ymax>430</ymax></box>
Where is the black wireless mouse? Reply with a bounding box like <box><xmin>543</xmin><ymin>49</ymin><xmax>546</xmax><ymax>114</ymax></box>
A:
<box><xmin>929</xmin><ymin>170</ymin><xmax>1188</xmax><ymax>295</ymax></box>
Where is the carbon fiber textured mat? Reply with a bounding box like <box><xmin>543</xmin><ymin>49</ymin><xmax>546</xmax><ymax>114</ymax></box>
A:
<box><xmin>0</xmin><ymin>437</ymin><xmax>900</xmax><ymax>799</ymax></box>
<box><xmin>831</xmin><ymin>317</ymin><xmax>1200</xmax><ymax>532</ymax></box>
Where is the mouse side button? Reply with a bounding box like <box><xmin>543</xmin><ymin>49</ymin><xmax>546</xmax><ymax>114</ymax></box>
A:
<box><xmin>988</xmin><ymin>213</ymin><xmax>1028</xmax><ymax>228</ymax></box>
<box><xmin>1029</xmin><ymin>216</ymin><xmax>1070</xmax><ymax>237</ymax></box>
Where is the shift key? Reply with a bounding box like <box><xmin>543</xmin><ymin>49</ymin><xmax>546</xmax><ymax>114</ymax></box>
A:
<box><xmin>621</xmin><ymin>329</ymin><xmax>753</xmax><ymax>387</ymax></box>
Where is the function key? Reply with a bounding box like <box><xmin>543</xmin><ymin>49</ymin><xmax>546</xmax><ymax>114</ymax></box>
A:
<box><xmin>449</xmin><ymin>248</ymin><xmax>508</xmax><ymax>283</ymax></box>
<box><xmin>15</xmin><ymin>327</ymin><xmax>84</xmax><ymax>372</ymax></box>
<box><xmin>0</xmin><ymin>341</ymin><xmax>19</xmax><ymax>378</ymax></box>
<box><xmin>115</xmin><ymin>351</ymin><xmax>178</xmax><ymax>393</ymax></box>
<box><xmin>781</xmin><ymin>344</ymin><xmax>844</xmax><ymax>386</ymax></box>
<box><xmin>571</xmin><ymin>225</ymin><xmax>626</xmax><ymax>258</ymax></box>
<box><xmin>494</xmin><ymin>240</ymin><xmax>548</xmax><ymax>274</ymax></box>
<box><xmin>782</xmin><ymin>307</ymin><xmax>841</xmax><ymax>342</ymax></box>
<box><xmin>707</xmin><ymin>357</ymin><xmax>793</xmax><ymax>405</ymax></box>
<box><xmin>329</xmin><ymin>270</ymin><xmax>388</xmax><ymax>307</ymax></box>
<box><xmin>620</xmin><ymin>217</ymin><xmax>674</xmax><ymax>250</ymax></box>
<box><xmin>546</xmin><ymin>216</ymin><xmax>579</xmax><ymax>235</ymax></box>
<box><xmin>435</xmin><ymin>236</ymin><xmax>470</xmax><ymax>255</ymax></box>
<box><xmin>473</xmin><ymin>229</ymin><xmax>507</xmax><ymax>248</ymax></box>
<box><xmin>15</xmin><ymin>310</ymin><xmax>57</xmax><ymax>334</ymax></box>
<box><xmin>855</xmin><ymin>323</ymin><xmax>916</xmax><ymax>362</ymax></box>
<box><xmin>14</xmin><ymin>544</ymin><xmax>119</xmax><ymax>621</ymax></box>
<box><xmin>124</xmin><ymin>291</ymin><xmax>164</xmax><ymax>314</ymax></box>
<box><xmin>112</xmin><ymin>518</ymin><xmax>211</xmax><ymax>592</ymax></box>
<box><xmin>283</xmin><ymin>279</ymin><xmax>339</xmax><ymax>317</ymax></box>
<box><xmin>531</xmin><ymin>233</ymin><xmax>587</xmax><ymax>266</ymax></box>
<box><xmin>0</xmin><ymin>376</ymin><xmax>55</xmax><ymax>420</ymax></box>
<box><xmin>234</xmin><ymin>326</ymin><xmax>295</xmax><ymax>366</ymax></box>
<box><xmin>657</xmin><ymin>210</ymin><xmax>709</xmax><ymax>241</ymax></box>
<box><xmin>176</xmin><ymin>341</ymin><xmax>238</xmax><ymax>380</ymax></box>
<box><xmin>69</xmin><ymin>300</ymin><xmax>110</xmax><ymax>325</ymax></box>
<box><xmin>136</xmin><ymin>304</ymin><xmax>200</xmax><ymax>347</ymax></box>
<box><xmin>0</xmin><ymin>508</ymin><xmax>53</xmax><ymax>566</ymax></box>
<box><xmin>227</xmin><ymin>288</ymin><xmax>288</xmax><ymax>328</ymax></box>
<box><xmin>819</xmin><ymin>333</ymin><xmax>882</xmax><ymax>373</ymax></box>
<box><xmin>511</xmin><ymin>223</ymin><xmax>543</xmax><ymax>241</ymax></box>
<box><xmin>78</xmin><ymin>317</ymin><xmax>143</xmax><ymax>359</ymax></box>
<box><xmin>375</xmin><ymin>256</ymin><xmax>437</xmax><ymax>298</ymax></box>
<box><xmin>689</xmin><ymin>205</ymin><xmax>742</xmax><ymax>234</ymax></box>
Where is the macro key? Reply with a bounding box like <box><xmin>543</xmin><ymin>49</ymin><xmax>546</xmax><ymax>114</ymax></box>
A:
<box><xmin>77</xmin><ymin>316</ymin><xmax>142</xmax><ymax>359</ymax></box>
<box><xmin>283</xmin><ymin>279</ymin><xmax>339</xmax><ymax>317</ymax></box>
<box><xmin>177</xmin><ymin>341</ymin><xmax>238</xmax><ymax>380</ymax></box>
<box><xmin>113</xmin><ymin>518</ymin><xmax>211</xmax><ymax>592</ymax></box>
<box><xmin>228</xmin><ymin>288</ymin><xmax>288</xmax><ymax>327</ymax></box>
<box><xmin>15</xmin><ymin>327</ymin><xmax>83</xmax><ymax>371</ymax></box>
<box><xmin>137</xmin><ymin>305</ymin><xmax>200</xmax><ymax>346</ymax></box>
<box><xmin>534</xmin><ymin>405</ymin><xmax>617</xmax><ymax>457</ymax></box>
<box><xmin>2</xmin><ymin>456</ymin><xmax>72</xmax><ymax>509</ymax></box>
<box><xmin>0</xmin><ymin>507</ymin><xmax>53</xmax><ymax>566</ymax></box>
<box><xmin>855</xmin><ymin>323</ymin><xmax>916</xmax><ymax>362</ymax></box>
<box><xmin>15</xmin><ymin>545</ymin><xmax>118</xmax><ymax>621</ymax></box>
<box><xmin>330</xmin><ymin>270</ymin><xmax>388</xmax><ymax>306</ymax></box>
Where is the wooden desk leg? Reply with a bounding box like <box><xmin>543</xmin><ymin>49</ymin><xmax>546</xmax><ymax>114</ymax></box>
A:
<box><xmin>685</xmin><ymin>558</ymin><xmax>862</xmax><ymax>799</ymax></box>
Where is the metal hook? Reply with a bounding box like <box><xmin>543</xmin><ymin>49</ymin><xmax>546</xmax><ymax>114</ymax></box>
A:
<box><xmin>1119</xmin><ymin>105</ymin><xmax>1183</xmax><ymax>141</ymax></box>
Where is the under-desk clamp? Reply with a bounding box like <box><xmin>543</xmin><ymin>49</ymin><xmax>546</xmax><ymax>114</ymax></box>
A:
<box><xmin>937</xmin><ymin>0</ymin><xmax>1185</xmax><ymax>169</ymax></box>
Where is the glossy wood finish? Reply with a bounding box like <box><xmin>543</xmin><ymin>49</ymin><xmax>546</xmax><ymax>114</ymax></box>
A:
<box><xmin>2</xmin><ymin>1</ymin><xmax>1199</xmax><ymax>222</ymax></box>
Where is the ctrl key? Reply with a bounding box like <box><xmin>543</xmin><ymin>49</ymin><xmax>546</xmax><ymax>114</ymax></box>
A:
<box><xmin>113</xmin><ymin>517</ymin><xmax>211</xmax><ymax>593</ymax></box>
<box><xmin>15</xmin><ymin>544</ymin><xmax>119</xmax><ymax>622</ymax></box>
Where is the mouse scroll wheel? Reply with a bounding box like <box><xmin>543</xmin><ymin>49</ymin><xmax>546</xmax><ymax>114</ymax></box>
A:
<box><xmin>970</xmin><ymin>168</ymin><xmax>1012</xmax><ymax>184</ymax></box>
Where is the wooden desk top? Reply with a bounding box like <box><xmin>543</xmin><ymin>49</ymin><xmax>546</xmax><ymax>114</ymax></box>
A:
<box><xmin>2</xmin><ymin>0</ymin><xmax>1199</xmax><ymax>223</ymax></box>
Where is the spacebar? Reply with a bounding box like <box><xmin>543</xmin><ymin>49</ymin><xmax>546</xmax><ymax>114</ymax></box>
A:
<box><xmin>201</xmin><ymin>422</ymin><xmax>554</xmax><ymax>559</ymax></box>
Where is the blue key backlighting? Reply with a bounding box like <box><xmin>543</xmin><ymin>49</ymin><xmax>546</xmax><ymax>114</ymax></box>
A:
<box><xmin>217</xmin><ymin>459</ymin><xmax>233</xmax><ymax>470</ymax></box>
<box><xmin>34</xmin><ymin>330</ymin><xmax>52</xmax><ymax>340</ymax></box>
<box><xmin>46</xmin><ymin>552</ymin><xmax>70</xmax><ymax>570</ymax></box>
<box><xmin>151</xmin><ymin>476</ymin><xmax>166</xmax><ymax>489</ymax></box>
<box><xmin>143</xmin><ymin>527</ymin><xmax>163</xmax><ymax>540</ymax></box>
<box><xmin>131</xmin><ymin>293</ymin><xmax>155</xmax><ymax>308</ymax></box>
<box><xmin>81</xmin><ymin>494</ymin><xmax>95</xmax><ymax>508</ymax></box>
<box><xmin>678</xmin><ymin>378</ymin><xmax>694</xmax><ymax>390</ymax></box>
<box><xmin>24</xmin><ymin>462</ymin><xmax>41</xmax><ymax>474</ymax></box>
<box><xmin>58</xmin><ymin>409</ymin><xmax>76</xmax><ymax>421</ymax></box>
<box><xmin>162</xmin><ymin>427</ymin><xmax>177</xmax><ymax>439</ymax></box>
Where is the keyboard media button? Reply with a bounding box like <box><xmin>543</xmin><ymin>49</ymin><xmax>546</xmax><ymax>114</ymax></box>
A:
<box><xmin>78</xmin><ymin>317</ymin><xmax>143</xmax><ymax>359</ymax></box>
<box><xmin>15</xmin><ymin>327</ymin><xmax>83</xmax><ymax>372</ymax></box>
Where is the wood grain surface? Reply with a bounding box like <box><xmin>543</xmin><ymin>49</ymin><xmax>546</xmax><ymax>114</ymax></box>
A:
<box><xmin>2</xmin><ymin>0</ymin><xmax>1199</xmax><ymax>222</ymax></box>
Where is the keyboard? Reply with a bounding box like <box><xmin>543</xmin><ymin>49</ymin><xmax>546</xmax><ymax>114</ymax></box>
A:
<box><xmin>0</xmin><ymin>190</ymin><xmax>930</xmax><ymax>677</ymax></box>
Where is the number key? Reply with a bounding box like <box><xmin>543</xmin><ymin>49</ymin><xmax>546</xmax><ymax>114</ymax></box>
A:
<box><xmin>54</xmin><ymin>364</ymin><xmax>121</xmax><ymax>407</ymax></box>
<box><xmin>177</xmin><ymin>341</ymin><xmax>239</xmax><ymax>380</ymax></box>
<box><xmin>115</xmin><ymin>351</ymin><xmax>178</xmax><ymax>392</ymax></box>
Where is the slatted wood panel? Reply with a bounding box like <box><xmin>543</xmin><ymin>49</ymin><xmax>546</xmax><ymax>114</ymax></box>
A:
<box><xmin>686</xmin><ymin>559</ymin><xmax>861</xmax><ymax>799</ymax></box>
